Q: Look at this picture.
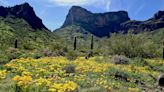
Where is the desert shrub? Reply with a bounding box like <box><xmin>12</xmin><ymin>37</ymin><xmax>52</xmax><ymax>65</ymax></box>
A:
<box><xmin>63</xmin><ymin>64</ymin><xmax>76</xmax><ymax>73</ymax></box>
<box><xmin>130</xmin><ymin>57</ymin><xmax>148</xmax><ymax>67</ymax></box>
<box><xmin>0</xmin><ymin>51</ymin><xmax>9</xmax><ymax>64</ymax></box>
<box><xmin>20</xmin><ymin>52</ymin><xmax>43</xmax><ymax>59</ymax></box>
<box><xmin>107</xmin><ymin>31</ymin><xmax>163</xmax><ymax>58</ymax></box>
<box><xmin>111</xmin><ymin>55</ymin><xmax>130</xmax><ymax>64</ymax></box>
<box><xmin>6</xmin><ymin>48</ymin><xmax>23</xmax><ymax>60</ymax></box>
<box><xmin>22</xmin><ymin>40</ymin><xmax>43</xmax><ymax>50</ymax></box>
<box><xmin>30</xmin><ymin>53</ymin><xmax>43</xmax><ymax>59</ymax></box>
<box><xmin>108</xmin><ymin>67</ymin><xmax>129</xmax><ymax>82</ymax></box>
<box><xmin>53</xmin><ymin>49</ymin><xmax>67</xmax><ymax>56</ymax></box>
<box><xmin>66</xmin><ymin>50</ymin><xmax>78</xmax><ymax>60</ymax></box>
<box><xmin>51</xmin><ymin>41</ymin><xmax>66</xmax><ymax>51</ymax></box>
<box><xmin>42</xmin><ymin>49</ymin><xmax>54</xmax><ymax>57</ymax></box>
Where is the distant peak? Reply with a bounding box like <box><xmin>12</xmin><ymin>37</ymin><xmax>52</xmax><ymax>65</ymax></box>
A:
<box><xmin>69</xmin><ymin>6</ymin><xmax>92</xmax><ymax>14</ymax></box>
<box><xmin>0</xmin><ymin>3</ymin><xmax>47</xmax><ymax>30</ymax></box>
<box><xmin>15</xmin><ymin>2</ymin><xmax>32</xmax><ymax>10</ymax></box>
<box><xmin>154</xmin><ymin>10</ymin><xmax>164</xmax><ymax>19</ymax></box>
<box><xmin>71</xmin><ymin>6</ymin><xmax>82</xmax><ymax>9</ymax></box>
<box><xmin>70</xmin><ymin>6</ymin><xmax>88</xmax><ymax>11</ymax></box>
<box><xmin>62</xmin><ymin>6</ymin><xmax>130</xmax><ymax>37</ymax></box>
<box><xmin>71</xmin><ymin>6</ymin><xmax>84</xmax><ymax>9</ymax></box>
<box><xmin>22</xmin><ymin>2</ymin><xmax>30</xmax><ymax>6</ymax></box>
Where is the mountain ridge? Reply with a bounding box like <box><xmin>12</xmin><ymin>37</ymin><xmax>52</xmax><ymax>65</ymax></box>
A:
<box><xmin>57</xmin><ymin>6</ymin><xmax>164</xmax><ymax>37</ymax></box>
<box><xmin>61</xmin><ymin>6</ymin><xmax>130</xmax><ymax>37</ymax></box>
<box><xmin>0</xmin><ymin>2</ymin><xmax>47</xmax><ymax>30</ymax></box>
<box><xmin>0</xmin><ymin>3</ymin><xmax>164</xmax><ymax>37</ymax></box>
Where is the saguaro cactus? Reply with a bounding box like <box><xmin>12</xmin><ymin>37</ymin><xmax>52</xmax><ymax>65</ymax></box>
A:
<box><xmin>15</xmin><ymin>39</ymin><xmax>18</xmax><ymax>48</ymax></box>
<box><xmin>85</xmin><ymin>35</ymin><xmax>94</xmax><ymax>59</ymax></box>
<box><xmin>90</xmin><ymin>35</ymin><xmax>94</xmax><ymax>57</ymax></box>
<box><xmin>91</xmin><ymin>35</ymin><xmax>93</xmax><ymax>50</ymax></box>
<box><xmin>74</xmin><ymin>36</ymin><xmax>77</xmax><ymax>50</ymax></box>
<box><xmin>163</xmin><ymin>39</ymin><xmax>164</xmax><ymax>59</ymax></box>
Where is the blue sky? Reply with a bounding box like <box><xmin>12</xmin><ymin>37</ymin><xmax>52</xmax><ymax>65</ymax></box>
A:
<box><xmin>0</xmin><ymin>0</ymin><xmax>164</xmax><ymax>31</ymax></box>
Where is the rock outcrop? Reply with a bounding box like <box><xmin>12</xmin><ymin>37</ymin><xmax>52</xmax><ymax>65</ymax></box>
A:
<box><xmin>0</xmin><ymin>2</ymin><xmax>47</xmax><ymax>30</ymax></box>
<box><xmin>62</xmin><ymin>6</ymin><xmax>130</xmax><ymax>37</ymax></box>
<box><xmin>60</xmin><ymin>6</ymin><xmax>164</xmax><ymax>37</ymax></box>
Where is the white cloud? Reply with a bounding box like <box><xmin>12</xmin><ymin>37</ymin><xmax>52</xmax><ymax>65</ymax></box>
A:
<box><xmin>0</xmin><ymin>0</ymin><xmax>10</xmax><ymax>6</ymax></box>
<box><xmin>40</xmin><ymin>0</ymin><xmax>112</xmax><ymax>12</ymax></box>
<box><xmin>48</xmin><ymin>0</ymin><xmax>110</xmax><ymax>7</ymax></box>
<box><xmin>106</xmin><ymin>0</ymin><xmax>111</xmax><ymax>11</ymax></box>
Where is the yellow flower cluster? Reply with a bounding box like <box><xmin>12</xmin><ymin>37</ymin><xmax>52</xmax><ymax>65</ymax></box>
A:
<box><xmin>0</xmin><ymin>70</ymin><xmax>6</xmax><ymax>80</ymax></box>
<box><xmin>128</xmin><ymin>87</ymin><xmax>140</xmax><ymax>92</ymax></box>
<box><xmin>3</xmin><ymin>56</ymin><xmax>162</xmax><ymax>91</ymax></box>
<box><xmin>35</xmin><ymin>77</ymin><xmax>51</xmax><ymax>86</ymax></box>
<box><xmin>12</xmin><ymin>75</ymin><xmax>32</xmax><ymax>87</ymax></box>
<box><xmin>146</xmin><ymin>59</ymin><xmax>164</xmax><ymax>65</ymax></box>
<box><xmin>73</xmin><ymin>57</ymin><xmax>110</xmax><ymax>73</ymax></box>
<box><xmin>48</xmin><ymin>81</ymin><xmax>78</xmax><ymax>92</ymax></box>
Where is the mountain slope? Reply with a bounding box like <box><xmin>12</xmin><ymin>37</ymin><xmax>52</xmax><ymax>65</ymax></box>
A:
<box><xmin>0</xmin><ymin>2</ymin><xmax>47</xmax><ymax>30</ymax></box>
<box><xmin>60</xmin><ymin>6</ymin><xmax>130</xmax><ymax>37</ymax></box>
<box><xmin>121</xmin><ymin>11</ymin><xmax>164</xmax><ymax>33</ymax></box>
<box><xmin>56</xmin><ymin>6</ymin><xmax>164</xmax><ymax>37</ymax></box>
<box><xmin>0</xmin><ymin>3</ymin><xmax>55</xmax><ymax>50</ymax></box>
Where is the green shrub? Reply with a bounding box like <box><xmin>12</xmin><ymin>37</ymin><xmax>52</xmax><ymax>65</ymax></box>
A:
<box><xmin>20</xmin><ymin>52</ymin><xmax>43</xmax><ymax>59</ymax></box>
<box><xmin>111</xmin><ymin>55</ymin><xmax>130</xmax><ymax>64</ymax></box>
<box><xmin>130</xmin><ymin>57</ymin><xmax>148</xmax><ymax>67</ymax></box>
<box><xmin>66</xmin><ymin>50</ymin><xmax>78</xmax><ymax>60</ymax></box>
<box><xmin>63</xmin><ymin>64</ymin><xmax>76</xmax><ymax>73</ymax></box>
<box><xmin>107</xmin><ymin>31</ymin><xmax>163</xmax><ymax>58</ymax></box>
<box><xmin>0</xmin><ymin>51</ymin><xmax>9</xmax><ymax>64</ymax></box>
<box><xmin>6</xmin><ymin>48</ymin><xmax>23</xmax><ymax>60</ymax></box>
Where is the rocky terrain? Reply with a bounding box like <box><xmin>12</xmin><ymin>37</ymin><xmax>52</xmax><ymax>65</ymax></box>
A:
<box><xmin>57</xmin><ymin>6</ymin><xmax>164</xmax><ymax>37</ymax></box>
<box><xmin>0</xmin><ymin>3</ymin><xmax>47</xmax><ymax>30</ymax></box>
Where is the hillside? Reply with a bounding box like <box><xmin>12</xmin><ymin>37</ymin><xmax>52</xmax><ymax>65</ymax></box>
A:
<box><xmin>0</xmin><ymin>3</ymin><xmax>57</xmax><ymax>50</ymax></box>
<box><xmin>0</xmin><ymin>3</ymin><xmax>47</xmax><ymax>29</ymax></box>
<box><xmin>0</xmin><ymin>3</ymin><xmax>68</xmax><ymax>64</ymax></box>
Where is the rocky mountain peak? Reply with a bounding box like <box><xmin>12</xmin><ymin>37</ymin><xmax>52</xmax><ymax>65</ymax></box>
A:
<box><xmin>154</xmin><ymin>10</ymin><xmax>164</xmax><ymax>20</ymax></box>
<box><xmin>69</xmin><ymin>6</ymin><xmax>92</xmax><ymax>15</ymax></box>
<box><xmin>0</xmin><ymin>2</ymin><xmax>47</xmax><ymax>30</ymax></box>
<box><xmin>62</xmin><ymin>6</ymin><xmax>130</xmax><ymax>37</ymax></box>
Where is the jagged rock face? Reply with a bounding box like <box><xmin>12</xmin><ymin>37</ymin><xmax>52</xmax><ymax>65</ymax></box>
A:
<box><xmin>121</xmin><ymin>11</ymin><xmax>164</xmax><ymax>33</ymax></box>
<box><xmin>61</xmin><ymin>6</ymin><xmax>164</xmax><ymax>37</ymax></box>
<box><xmin>63</xmin><ymin>6</ymin><xmax>93</xmax><ymax>26</ymax></box>
<box><xmin>62</xmin><ymin>6</ymin><xmax>130</xmax><ymax>37</ymax></box>
<box><xmin>0</xmin><ymin>3</ymin><xmax>47</xmax><ymax>30</ymax></box>
<box><xmin>154</xmin><ymin>11</ymin><xmax>164</xmax><ymax>20</ymax></box>
<box><xmin>0</xmin><ymin>6</ymin><xmax>7</xmax><ymax>17</ymax></box>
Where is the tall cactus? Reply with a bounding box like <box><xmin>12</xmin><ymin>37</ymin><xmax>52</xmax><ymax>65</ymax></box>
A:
<box><xmin>15</xmin><ymin>39</ymin><xmax>18</xmax><ymax>48</ymax></box>
<box><xmin>163</xmin><ymin>39</ymin><xmax>164</xmax><ymax>59</ymax></box>
<box><xmin>74</xmin><ymin>36</ymin><xmax>77</xmax><ymax>50</ymax></box>
<box><xmin>91</xmin><ymin>35</ymin><xmax>93</xmax><ymax>50</ymax></box>
<box><xmin>90</xmin><ymin>35</ymin><xmax>94</xmax><ymax>57</ymax></box>
<box><xmin>85</xmin><ymin>35</ymin><xmax>94</xmax><ymax>59</ymax></box>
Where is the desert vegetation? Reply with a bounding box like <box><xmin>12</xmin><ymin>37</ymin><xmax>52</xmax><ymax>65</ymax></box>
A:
<box><xmin>0</xmin><ymin>57</ymin><xmax>164</xmax><ymax>92</ymax></box>
<box><xmin>0</xmin><ymin>2</ymin><xmax>164</xmax><ymax>92</ymax></box>
<box><xmin>0</xmin><ymin>28</ymin><xmax>164</xmax><ymax>92</ymax></box>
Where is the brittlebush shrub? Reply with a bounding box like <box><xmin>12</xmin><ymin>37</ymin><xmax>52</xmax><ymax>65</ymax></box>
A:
<box><xmin>111</xmin><ymin>55</ymin><xmax>130</xmax><ymax>64</ymax></box>
<box><xmin>6</xmin><ymin>48</ymin><xmax>23</xmax><ymax>60</ymax></box>
<box><xmin>107</xmin><ymin>32</ymin><xmax>162</xmax><ymax>58</ymax></box>
<box><xmin>63</xmin><ymin>64</ymin><xmax>76</xmax><ymax>73</ymax></box>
